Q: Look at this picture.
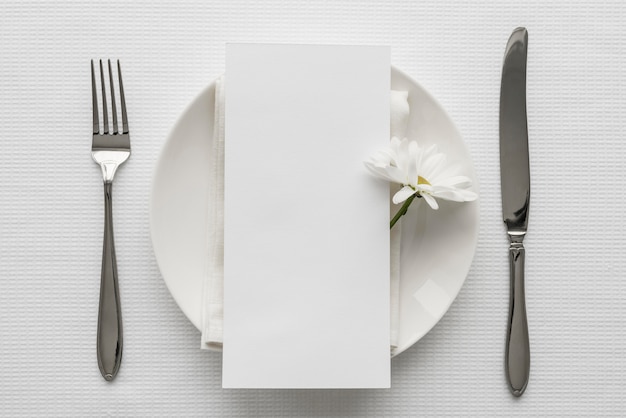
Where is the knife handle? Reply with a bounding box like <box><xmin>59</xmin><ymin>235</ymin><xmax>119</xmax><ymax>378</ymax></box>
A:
<box><xmin>506</xmin><ymin>237</ymin><xmax>530</xmax><ymax>396</ymax></box>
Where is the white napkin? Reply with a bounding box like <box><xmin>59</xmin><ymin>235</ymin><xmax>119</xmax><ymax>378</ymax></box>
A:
<box><xmin>201</xmin><ymin>76</ymin><xmax>226</xmax><ymax>350</ymax></box>
<box><xmin>201</xmin><ymin>77</ymin><xmax>410</xmax><ymax>352</ymax></box>
<box><xmin>389</xmin><ymin>90</ymin><xmax>409</xmax><ymax>351</ymax></box>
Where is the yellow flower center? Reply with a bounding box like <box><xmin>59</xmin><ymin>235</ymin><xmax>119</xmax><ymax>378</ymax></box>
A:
<box><xmin>417</xmin><ymin>175</ymin><xmax>430</xmax><ymax>186</ymax></box>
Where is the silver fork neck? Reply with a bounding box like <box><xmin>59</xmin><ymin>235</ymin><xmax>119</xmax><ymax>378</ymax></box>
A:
<box><xmin>100</xmin><ymin>162</ymin><xmax>120</xmax><ymax>183</ymax></box>
<box><xmin>92</xmin><ymin>149</ymin><xmax>130</xmax><ymax>183</ymax></box>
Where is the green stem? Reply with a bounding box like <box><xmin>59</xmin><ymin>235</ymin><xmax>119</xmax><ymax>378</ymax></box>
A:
<box><xmin>390</xmin><ymin>194</ymin><xmax>417</xmax><ymax>229</ymax></box>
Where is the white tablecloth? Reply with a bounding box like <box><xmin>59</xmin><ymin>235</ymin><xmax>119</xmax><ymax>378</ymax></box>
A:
<box><xmin>1</xmin><ymin>1</ymin><xmax>625</xmax><ymax>416</ymax></box>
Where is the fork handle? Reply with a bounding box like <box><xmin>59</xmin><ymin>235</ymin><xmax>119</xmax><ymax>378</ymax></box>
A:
<box><xmin>97</xmin><ymin>181</ymin><xmax>123</xmax><ymax>381</ymax></box>
<box><xmin>505</xmin><ymin>241</ymin><xmax>530</xmax><ymax>396</ymax></box>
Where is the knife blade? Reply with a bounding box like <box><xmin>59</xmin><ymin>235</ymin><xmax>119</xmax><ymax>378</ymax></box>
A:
<box><xmin>499</xmin><ymin>27</ymin><xmax>531</xmax><ymax>397</ymax></box>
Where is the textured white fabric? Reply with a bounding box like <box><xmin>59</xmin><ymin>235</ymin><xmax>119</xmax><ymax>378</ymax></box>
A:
<box><xmin>1</xmin><ymin>0</ymin><xmax>625</xmax><ymax>416</ymax></box>
<box><xmin>201</xmin><ymin>76</ymin><xmax>225</xmax><ymax>350</ymax></box>
<box><xmin>200</xmin><ymin>84</ymin><xmax>409</xmax><ymax>352</ymax></box>
<box><xmin>389</xmin><ymin>90</ymin><xmax>410</xmax><ymax>351</ymax></box>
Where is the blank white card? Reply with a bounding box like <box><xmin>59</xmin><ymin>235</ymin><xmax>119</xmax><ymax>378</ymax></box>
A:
<box><xmin>223</xmin><ymin>44</ymin><xmax>390</xmax><ymax>388</ymax></box>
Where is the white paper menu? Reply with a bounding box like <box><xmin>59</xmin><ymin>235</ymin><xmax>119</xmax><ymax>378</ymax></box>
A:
<box><xmin>223</xmin><ymin>44</ymin><xmax>390</xmax><ymax>388</ymax></box>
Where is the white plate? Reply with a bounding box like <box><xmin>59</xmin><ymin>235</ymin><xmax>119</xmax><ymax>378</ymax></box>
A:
<box><xmin>150</xmin><ymin>66</ymin><xmax>479</xmax><ymax>356</ymax></box>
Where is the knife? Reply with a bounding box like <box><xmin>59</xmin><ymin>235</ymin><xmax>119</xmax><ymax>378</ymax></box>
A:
<box><xmin>499</xmin><ymin>27</ymin><xmax>531</xmax><ymax>397</ymax></box>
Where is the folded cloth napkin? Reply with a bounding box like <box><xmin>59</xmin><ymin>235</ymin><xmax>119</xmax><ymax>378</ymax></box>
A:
<box><xmin>201</xmin><ymin>76</ymin><xmax>410</xmax><ymax>352</ymax></box>
<box><xmin>201</xmin><ymin>76</ymin><xmax>226</xmax><ymax>350</ymax></box>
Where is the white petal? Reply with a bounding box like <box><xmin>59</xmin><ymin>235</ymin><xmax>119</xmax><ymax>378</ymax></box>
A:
<box><xmin>384</xmin><ymin>165</ymin><xmax>408</xmax><ymax>184</ymax></box>
<box><xmin>432</xmin><ymin>187</ymin><xmax>478</xmax><ymax>202</ymax></box>
<box><xmin>431</xmin><ymin>189</ymin><xmax>466</xmax><ymax>202</ymax></box>
<box><xmin>457</xmin><ymin>189</ymin><xmax>478</xmax><ymax>201</ymax></box>
<box><xmin>423</xmin><ymin>144</ymin><xmax>439</xmax><ymax>160</ymax></box>
<box><xmin>437</xmin><ymin>175</ymin><xmax>472</xmax><ymax>188</ymax></box>
<box><xmin>435</xmin><ymin>162</ymin><xmax>459</xmax><ymax>177</ymax></box>
<box><xmin>390</xmin><ymin>136</ymin><xmax>402</xmax><ymax>148</ymax></box>
<box><xmin>392</xmin><ymin>186</ymin><xmax>416</xmax><ymax>204</ymax></box>
<box><xmin>421</xmin><ymin>152</ymin><xmax>446</xmax><ymax>178</ymax></box>
<box><xmin>397</xmin><ymin>138</ymin><xmax>410</xmax><ymax>173</ymax></box>
<box><xmin>364</xmin><ymin>161</ymin><xmax>393</xmax><ymax>182</ymax></box>
<box><xmin>407</xmin><ymin>140</ymin><xmax>418</xmax><ymax>187</ymax></box>
<box><xmin>375</xmin><ymin>148</ymin><xmax>395</xmax><ymax>165</ymax></box>
<box><xmin>422</xmin><ymin>144</ymin><xmax>443</xmax><ymax>165</ymax></box>
<box><xmin>422</xmin><ymin>193</ymin><xmax>439</xmax><ymax>210</ymax></box>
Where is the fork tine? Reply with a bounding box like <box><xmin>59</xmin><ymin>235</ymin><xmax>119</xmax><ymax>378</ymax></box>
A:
<box><xmin>108</xmin><ymin>60</ymin><xmax>118</xmax><ymax>134</ymax></box>
<box><xmin>91</xmin><ymin>60</ymin><xmax>100</xmax><ymax>134</ymax></box>
<box><xmin>117</xmin><ymin>60</ymin><xmax>129</xmax><ymax>134</ymax></box>
<box><xmin>99</xmin><ymin>60</ymin><xmax>109</xmax><ymax>134</ymax></box>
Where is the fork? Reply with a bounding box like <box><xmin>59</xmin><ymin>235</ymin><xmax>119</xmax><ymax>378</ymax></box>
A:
<box><xmin>91</xmin><ymin>59</ymin><xmax>130</xmax><ymax>381</ymax></box>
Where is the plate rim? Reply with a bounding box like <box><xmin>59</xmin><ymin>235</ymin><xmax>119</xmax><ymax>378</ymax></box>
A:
<box><xmin>391</xmin><ymin>66</ymin><xmax>480</xmax><ymax>354</ymax></box>
<box><xmin>150</xmin><ymin>65</ymin><xmax>480</xmax><ymax>357</ymax></box>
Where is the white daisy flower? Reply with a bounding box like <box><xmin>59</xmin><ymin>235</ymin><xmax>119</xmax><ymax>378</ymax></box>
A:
<box><xmin>364</xmin><ymin>137</ymin><xmax>478</xmax><ymax>227</ymax></box>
